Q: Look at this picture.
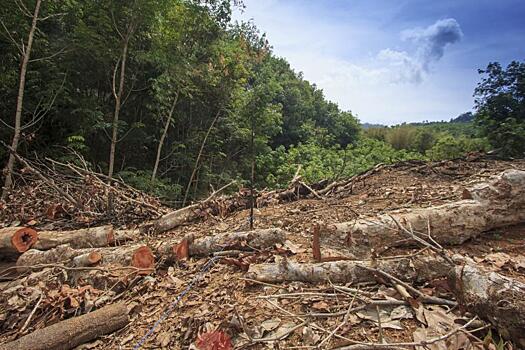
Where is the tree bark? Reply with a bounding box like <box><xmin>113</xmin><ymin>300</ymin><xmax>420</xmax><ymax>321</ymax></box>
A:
<box><xmin>323</xmin><ymin>169</ymin><xmax>525</xmax><ymax>258</ymax></box>
<box><xmin>0</xmin><ymin>303</ymin><xmax>129</xmax><ymax>350</ymax></box>
<box><xmin>17</xmin><ymin>244</ymin><xmax>154</xmax><ymax>275</ymax></box>
<box><xmin>0</xmin><ymin>227</ymin><xmax>38</xmax><ymax>257</ymax></box>
<box><xmin>154</xmin><ymin>180</ymin><xmax>235</xmax><ymax>233</ymax></box>
<box><xmin>246</xmin><ymin>254</ymin><xmax>450</xmax><ymax>284</ymax></box>
<box><xmin>107</xmin><ymin>35</ymin><xmax>130</xmax><ymax>182</ymax></box>
<box><xmin>156</xmin><ymin>228</ymin><xmax>287</xmax><ymax>262</ymax></box>
<box><xmin>151</xmin><ymin>92</ymin><xmax>179</xmax><ymax>181</ymax></box>
<box><xmin>449</xmin><ymin>260</ymin><xmax>525</xmax><ymax>348</ymax></box>
<box><xmin>1</xmin><ymin>0</ymin><xmax>42</xmax><ymax>200</ymax></box>
<box><xmin>33</xmin><ymin>225</ymin><xmax>114</xmax><ymax>250</ymax></box>
<box><xmin>16</xmin><ymin>245</ymin><xmax>102</xmax><ymax>273</ymax></box>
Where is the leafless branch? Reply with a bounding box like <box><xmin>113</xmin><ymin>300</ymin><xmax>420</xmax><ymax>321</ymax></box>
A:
<box><xmin>29</xmin><ymin>46</ymin><xmax>68</xmax><ymax>63</ymax></box>
<box><xmin>0</xmin><ymin>19</ymin><xmax>23</xmax><ymax>54</ymax></box>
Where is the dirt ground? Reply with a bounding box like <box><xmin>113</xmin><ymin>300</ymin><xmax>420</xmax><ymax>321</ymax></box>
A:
<box><xmin>1</xmin><ymin>157</ymin><xmax>525</xmax><ymax>349</ymax></box>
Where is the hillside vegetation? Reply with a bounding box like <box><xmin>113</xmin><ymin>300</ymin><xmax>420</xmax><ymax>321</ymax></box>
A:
<box><xmin>1</xmin><ymin>0</ymin><xmax>523</xmax><ymax>205</ymax></box>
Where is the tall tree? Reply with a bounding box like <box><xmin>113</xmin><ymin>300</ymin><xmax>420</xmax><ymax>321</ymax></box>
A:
<box><xmin>1</xmin><ymin>0</ymin><xmax>41</xmax><ymax>200</ymax></box>
<box><xmin>474</xmin><ymin>61</ymin><xmax>525</xmax><ymax>156</ymax></box>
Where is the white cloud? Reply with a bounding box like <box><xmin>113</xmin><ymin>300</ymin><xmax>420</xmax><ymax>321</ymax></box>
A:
<box><xmin>234</xmin><ymin>2</ymin><xmax>474</xmax><ymax>124</ymax></box>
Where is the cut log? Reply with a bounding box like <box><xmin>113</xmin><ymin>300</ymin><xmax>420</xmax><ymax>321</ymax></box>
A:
<box><xmin>17</xmin><ymin>244</ymin><xmax>154</xmax><ymax>274</ymax></box>
<box><xmin>113</xmin><ymin>228</ymin><xmax>140</xmax><ymax>243</ymax></box>
<box><xmin>246</xmin><ymin>254</ymin><xmax>450</xmax><ymax>284</ymax></box>
<box><xmin>0</xmin><ymin>227</ymin><xmax>38</xmax><ymax>257</ymax></box>
<box><xmin>33</xmin><ymin>225</ymin><xmax>114</xmax><ymax>250</ymax></box>
<box><xmin>154</xmin><ymin>181</ymin><xmax>236</xmax><ymax>233</ymax></box>
<box><xmin>17</xmin><ymin>245</ymin><xmax>81</xmax><ymax>272</ymax></box>
<box><xmin>449</xmin><ymin>260</ymin><xmax>525</xmax><ymax>348</ymax></box>
<box><xmin>323</xmin><ymin>169</ymin><xmax>525</xmax><ymax>258</ymax></box>
<box><xmin>72</xmin><ymin>250</ymin><xmax>102</xmax><ymax>267</ymax></box>
<box><xmin>153</xmin><ymin>203</ymin><xmax>201</xmax><ymax>234</ymax></box>
<box><xmin>0</xmin><ymin>303</ymin><xmax>129</xmax><ymax>350</ymax></box>
<box><xmin>156</xmin><ymin>228</ymin><xmax>287</xmax><ymax>262</ymax></box>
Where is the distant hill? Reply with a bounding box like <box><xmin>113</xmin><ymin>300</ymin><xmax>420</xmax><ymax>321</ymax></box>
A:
<box><xmin>361</xmin><ymin>112</ymin><xmax>475</xmax><ymax>129</ymax></box>
<box><xmin>362</xmin><ymin>122</ymin><xmax>386</xmax><ymax>129</ymax></box>
<box><xmin>450</xmin><ymin>112</ymin><xmax>474</xmax><ymax>123</ymax></box>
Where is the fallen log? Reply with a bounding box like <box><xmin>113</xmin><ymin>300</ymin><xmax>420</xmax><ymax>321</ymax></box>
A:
<box><xmin>246</xmin><ymin>254</ymin><xmax>450</xmax><ymax>284</ymax></box>
<box><xmin>323</xmin><ymin>169</ymin><xmax>525</xmax><ymax>258</ymax></box>
<box><xmin>17</xmin><ymin>244</ymin><xmax>154</xmax><ymax>274</ymax></box>
<box><xmin>33</xmin><ymin>225</ymin><xmax>114</xmax><ymax>250</ymax></box>
<box><xmin>0</xmin><ymin>303</ymin><xmax>129</xmax><ymax>350</ymax></box>
<box><xmin>16</xmin><ymin>245</ymin><xmax>102</xmax><ymax>273</ymax></box>
<box><xmin>450</xmin><ymin>260</ymin><xmax>525</xmax><ymax>348</ymax></box>
<box><xmin>156</xmin><ymin>228</ymin><xmax>287</xmax><ymax>262</ymax></box>
<box><xmin>0</xmin><ymin>227</ymin><xmax>38</xmax><ymax>257</ymax></box>
<box><xmin>154</xmin><ymin>181</ymin><xmax>236</xmax><ymax>233</ymax></box>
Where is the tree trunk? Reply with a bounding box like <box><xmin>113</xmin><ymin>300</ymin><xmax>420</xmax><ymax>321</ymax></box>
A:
<box><xmin>1</xmin><ymin>0</ymin><xmax>42</xmax><ymax>200</ymax></box>
<box><xmin>154</xmin><ymin>180</ymin><xmax>236</xmax><ymax>233</ymax></box>
<box><xmin>156</xmin><ymin>228</ymin><xmax>287</xmax><ymax>262</ymax></box>
<box><xmin>182</xmin><ymin>109</ymin><xmax>221</xmax><ymax>207</ymax></box>
<box><xmin>151</xmin><ymin>92</ymin><xmax>179</xmax><ymax>181</ymax></box>
<box><xmin>33</xmin><ymin>225</ymin><xmax>114</xmax><ymax>250</ymax></box>
<box><xmin>0</xmin><ymin>227</ymin><xmax>38</xmax><ymax>257</ymax></box>
<box><xmin>323</xmin><ymin>169</ymin><xmax>525</xmax><ymax>258</ymax></box>
<box><xmin>449</xmin><ymin>260</ymin><xmax>525</xmax><ymax>348</ymax></box>
<box><xmin>16</xmin><ymin>245</ymin><xmax>102</xmax><ymax>273</ymax></box>
<box><xmin>108</xmin><ymin>34</ymin><xmax>130</xmax><ymax>182</ymax></box>
<box><xmin>17</xmin><ymin>244</ymin><xmax>154</xmax><ymax>275</ymax></box>
<box><xmin>0</xmin><ymin>303</ymin><xmax>129</xmax><ymax>350</ymax></box>
<box><xmin>246</xmin><ymin>254</ymin><xmax>450</xmax><ymax>284</ymax></box>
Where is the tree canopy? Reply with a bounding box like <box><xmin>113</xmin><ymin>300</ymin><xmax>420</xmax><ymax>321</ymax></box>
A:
<box><xmin>0</xmin><ymin>1</ymin><xmax>522</xmax><ymax>204</ymax></box>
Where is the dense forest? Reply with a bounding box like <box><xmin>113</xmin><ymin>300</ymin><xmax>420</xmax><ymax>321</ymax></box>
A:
<box><xmin>1</xmin><ymin>0</ymin><xmax>524</xmax><ymax>206</ymax></box>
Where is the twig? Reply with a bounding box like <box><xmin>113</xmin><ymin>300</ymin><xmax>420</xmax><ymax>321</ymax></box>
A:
<box><xmin>318</xmin><ymin>288</ymin><xmax>359</xmax><ymax>347</ymax></box>
<box><xmin>387</xmin><ymin>215</ymin><xmax>454</xmax><ymax>265</ymax></box>
<box><xmin>237</xmin><ymin>277</ymin><xmax>288</xmax><ymax>290</ymax></box>
<box><xmin>375</xmin><ymin>305</ymin><xmax>384</xmax><ymax>344</ymax></box>
<box><xmin>264</xmin><ymin>299</ymin><xmax>357</xmax><ymax>344</ymax></box>
<box><xmin>257</xmin><ymin>292</ymin><xmax>351</xmax><ymax>299</ymax></box>
<box><xmin>2</xmin><ymin>264</ymin><xmax>142</xmax><ymax>274</ymax></box>
<box><xmin>332</xmin><ymin>317</ymin><xmax>479</xmax><ymax>349</ymax></box>
<box><xmin>1</xmin><ymin>141</ymin><xmax>81</xmax><ymax>208</ymax></box>
<box><xmin>234</xmin><ymin>307</ymin><xmax>253</xmax><ymax>342</ymax></box>
<box><xmin>19</xmin><ymin>293</ymin><xmax>43</xmax><ymax>334</ymax></box>
<box><xmin>299</xmin><ymin>181</ymin><xmax>323</xmax><ymax>199</ymax></box>
<box><xmin>358</xmin><ymin>265</ymin><xmax>456</xmax><ymax>307</ymax></box>
<box><xmin>249</xmin><ymin>321</ymin><xmax>307</xmax><ymax>343</ymax></box>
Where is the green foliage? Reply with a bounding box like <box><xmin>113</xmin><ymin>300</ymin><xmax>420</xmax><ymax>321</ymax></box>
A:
<box><xmin>426</xmin><ymin>134</ymin><xmax>490</xmax><ymax>160</ymax></box>
<box><xmin>118</xmin><ymin>170</ymin><xmax>182</xmax><ymax>200</ymax></box>
<box><xmin>1</xmin><ymin>0</ymin><xmax>520</xmax><ymax>204</ymax></box>
<box><xmin>258</xmin><ymin>138</ymin><xmax>423</xmax><ymax>188</ymax></box>
<box><xmin>474</xmin><ymin>61</ymin><xmax>525</xmax><ymax>157</ymax></box>
<box><xmin>385</xmin><ymin>126</ymin><xmax>418</xmax><ymax>150</ymax></box>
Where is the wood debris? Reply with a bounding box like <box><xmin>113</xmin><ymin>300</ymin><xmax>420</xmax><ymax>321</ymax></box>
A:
<box><xmin>1</xmin><ymin>157</ymin><xmax>524</xmax><ymax>350</ymax></box>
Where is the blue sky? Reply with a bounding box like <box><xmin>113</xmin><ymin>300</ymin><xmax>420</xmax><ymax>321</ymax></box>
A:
<box><xmin>234</xmin><ymin>0</ymin><xmax>525</xmax><ymax>124</ymax></box>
